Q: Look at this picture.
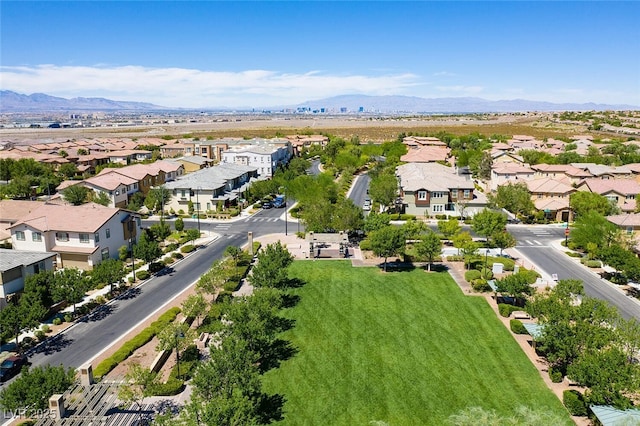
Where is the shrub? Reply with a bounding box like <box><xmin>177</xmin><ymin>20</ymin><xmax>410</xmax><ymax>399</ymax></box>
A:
<box><xmin>464</xmin><ymin>270</ymin><xmax>481</xmax><ymax>282</ymax></box>
<box><xmin>52</xmin><ymin>317</ymin><xmax>62</xmax><ymax>326</ymax></box>
<box><xmin>148</xmin><ymin>262</ymin><xmax>164</xmax><ymax>273</ymax></box>
<box><xmin>446</xmin><ymin>255</ymin><xmax>464</xmax><ymax>262</ymax></box>
<box><xmin>64</xmin><ymin>314</ymin><xmax>73</xmax><ymax>323</ymax></box>
<box><xmin>565</xmin><ymin>251</ymin><xmax>583</xmax><ymax>258</ymax></box>
<box><xmin>181</xmin><ymin>244</ymin><xmax>195</xmax><ymax>253</ymax></box>
<box><xmin>563</xmin><ymin>390</ymin><xmax>587</xmax><ymax>416</ymax></box>
<box><xmin>166</xmin><ymin>242</ymin><xmax>179</xmax><ymax>252</ymax></box>
<box><xmin>136</xmin><ymin>270</ymin><xmax>150</xmax><ymax>280</ymax></box>
<box><xmin>498</xmin><ymin>303</ymin><xmax>519</xmax><ymax>317</ymax></box>
<box><xmin>150</xmin><ymin>378</ymin><xmax>184</xmax><ymax>396</ymax></box>
<box><xmin>549</xmin><ymin>367</ymin><xmax>563</xmax><ymax>383</ymax></box>
<box><xmin>518</xmin><ymin>268</ymin><xmax>540</xmax><ymax>284</ymax></box>
<box><xmin>471</xmin><ymin>279</ymin><xmax>491</xmax><ymax>292</ymax></box>
<box><xmin>486</xmin><ymin>256</ymin><xmax>515</xmax><ymax>271</ymax></box>
<box><xmin>480</xmin><ymin>267</ymin><xmax>493</xmax><ymax>280</ymax></box>
<box><xmin>34</xmin><ymin>330</ymin><xmax>46</xmax><ymax>341</ymax></box>
<box><xmin>172</xmin><ymin>252</ymin><xmax>184</xmax><ymax>259</ymax></box>
<box><xmin>584</xmin><ymin>260</ymin><xmax>602</xmax><ymax>268</ymax></box>
<box><xmin>41</xmin><ymin>324</ymin><xmax>51</xmax><ymax>333</ymax></box>
<box><xmin>224</xmin><ymin>280</ymin><xmax>239</xmax><ymax>292</ymax></box>
<box><xmin>163</xmin><ymin>257</ymin><xmax>173</xmax><ymax>266</ymax></box>
<box><xmin>94</xmin><ymin>295</ymin><xmax>107</xmax><ymax>305</ymax></box>
<box><xmin>510</xmin><ymin>319</ymin><xmax>527</xmax><ymax>334</ymax></box>
<box><xmin>359</xmin><ymin>239</ymin><xmax>372</xmax><ymax>251</ymax></box>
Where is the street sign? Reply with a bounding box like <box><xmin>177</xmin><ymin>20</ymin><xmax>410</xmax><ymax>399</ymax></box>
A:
<box><xmin>565</xmin><ymin>228</ymin><xmax>570</xmax><ymax>236</ymax></box>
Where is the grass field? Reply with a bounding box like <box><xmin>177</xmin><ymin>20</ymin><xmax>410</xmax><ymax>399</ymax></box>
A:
<box><xmin>262</xmin><ymin>261</ymin><xmax>571</xmax><ymax>425</ymax></box>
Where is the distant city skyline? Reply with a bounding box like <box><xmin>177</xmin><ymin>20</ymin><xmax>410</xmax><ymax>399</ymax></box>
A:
<box><xmin>1</xmin><ymin>1</ymin><xmax>639</xmax><ymax>109</ymax></box>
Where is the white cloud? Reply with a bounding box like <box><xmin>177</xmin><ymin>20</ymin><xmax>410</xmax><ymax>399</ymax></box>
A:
<box><xmin>0</xmin><ymin>65</ymin><xmax>421</xmax><ymax>108</ymax></box>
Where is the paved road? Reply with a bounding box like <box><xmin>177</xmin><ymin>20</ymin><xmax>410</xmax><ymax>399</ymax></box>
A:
<box><xmin>508</xmin><ymin>224</ymin><xmax>640</xmax><ymax>320</ymax></box>
<box><xmin>26</xmin><ymin>208</ymin><xmax>287</xmax><ymax>371</ymax></box>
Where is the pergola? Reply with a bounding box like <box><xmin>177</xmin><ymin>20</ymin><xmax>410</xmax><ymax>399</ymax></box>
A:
<box><xmin>590</xmin><ymin>405</ymin><xmax>640</xmax><ymax>426</ymax></box>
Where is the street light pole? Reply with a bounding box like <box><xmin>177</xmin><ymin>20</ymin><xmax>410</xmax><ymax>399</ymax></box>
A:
<box><xmin>196</xmin><ymin>187</ymin><xmax>201</xmax><ymax>233</ymax></box>
<box><xmin>284</xmin><ymin>188</ymin><xmax>288</xmax><ymax>236</ymax></box>
<box><xmin>175</xmin><ymin>331</ymin><xmax>180</xmax><ymax>380</ymax></box>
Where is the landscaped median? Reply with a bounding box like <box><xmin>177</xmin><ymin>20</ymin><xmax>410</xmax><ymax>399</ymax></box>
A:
<box><xmin>262</xmin><ymin>261</ymin><xmax>572</xmax><ymax>425</ymax></box>
<box><xmin>93</xmin><ymin>307</ymin><xmax>181</xmax><ymax>379</ymax></box>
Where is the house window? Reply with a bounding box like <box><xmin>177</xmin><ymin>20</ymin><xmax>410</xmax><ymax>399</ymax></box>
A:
<box><xmin>195</xmin><ymin>147</ymin><xmax>200</xmax><ymax>154</ymax></box>
<box><xmin>433</xmin><ymin>205</ymin><xmax>444</xmax><ymax>212</ymax></box>
<box><xmin>432</xmin><ymin>192</ymin><xmax>445</xmax><ymax>198</ymax></box>
<box><xmin>56</xmin><ymin>232</ymin><xmax>69</xmax><ymax>242</ymax></box>
<box><xmin>101</xmin><ymin>248</ymin><xmax>110</xmax><ymax>260</ymax></box>
<box><xmin>417</xmin><ymin>190</ymin><xmax>427</xmax><ymax>200</ymax></box>
<box><xmin>15</xmin><ymin>231</ymin><xmax>25</xmax><ymax>241</ymax></box>
<box><xmin>627</xmin><ymin>227</ymin><xmax>633</xmax><ymax>235</ymax></box>
<box><xmin>94</xmin><ymin>232</ymin><xmax>100</xmax><ymax>243</ymax></box>
<box><xmin>79</xmin><ymin>233</ymin><xmax>90</xmax><ymax>243</ymax></box>
<box><xmin>115</xmin><ymin>190</ymin><xmax>120</xmax><ymax>196</ymax></box>
<box><xmin>463</xmin><ymin>189</ymin><xmax>470</xmax><ymax>199</ymax></box>
<box><xmin>106</xmin><ymin>228</ymin><xmax>111</xmax><ymax>238</ymax></box>
<box><xmin>32</xmin><ymin>232</ymin><xmax>42</xmax><ymax>242</ymax></box>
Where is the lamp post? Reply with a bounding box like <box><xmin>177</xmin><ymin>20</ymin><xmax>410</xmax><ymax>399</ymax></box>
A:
<box><xmin>565</xmin><ymin>219</ymin><xmax>570</xmax><ymax>247</ymax></box>
<box><xmin>174</xmin><ymin>331</ymin><xmax>180</xmax><ymax>380</ymax></box>
<box><xmin>284</xmin><ymin>188</ymin><xmax>288</xmax><ymax>236</ymax></box>
<box><xmin>196</xmin><ymin>187</ymin><xmax>201</xmax><ymax>233</ymax></box>
<box><xmin>129</xmin><ymin>237</ymin><xmax>135</xmax><ymax>283</ymax></box>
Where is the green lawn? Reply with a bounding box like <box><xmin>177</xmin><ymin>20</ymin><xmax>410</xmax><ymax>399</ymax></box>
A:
<box><xmin>262</xmin><ymin>261</ymin><xmax>571</xmax><ymax>425</ymax></box>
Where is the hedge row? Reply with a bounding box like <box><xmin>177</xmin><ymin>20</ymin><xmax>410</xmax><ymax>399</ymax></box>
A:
<box><xmin>93</xmin><ymin>307</ymin><xmax>181</xmax><ymax>379</ymax></box>
<box><xmin>498</xmin><ymin>303</ymin><xmax>521</xmax><ymax>318</ymax></box>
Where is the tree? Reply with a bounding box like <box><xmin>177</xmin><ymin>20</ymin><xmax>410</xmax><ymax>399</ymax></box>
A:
<box><xmin>0</xmin><ymin>297</ymin><xmax>45</xmax><ymax>349</ymax></box>
<box><xmin>0</xmin><ymin>365</ymin><xmax>76</xmax><ymax>415</ymax></box>
<box><xmin>368</xmin><ymin>172</ymin><xmax>398</xmax><ymax>212</ymax></box>
<box><xmin>185</xmin><ymin>228</ymin><xmax>201</xmax><ymax>243</ymax></box>
<box><xmin>368</xmin><ymin>225</ymin><xmax>405</xmax><ymax>272</ymax></box>
<box><xmin>495</xmin><ymin>273</ymin><xmax>534</xmax><ymax>302</ymax></box>
<box><xmin>471</xmin><ymin>209</ymin><xmax>507</xmax><ymax>242</ymax></box>
<box><xmin>57</xmin><ymin>163</ymin><xmax>78</xmax><ymax>179</ymax></box>
<box><xmin>90</xmin><ymin>190</ymin><xmax>112</xmax><ymax>206</ymax></box>
<box><xmin>225</xmin><ymin>245</ymin><xmax>242</xmax><ymax>280</ymax></box>
<box><xmin>197</xmin><ymin>259</ymin><xmax>234</xmax><ymax>295</ymax></box>
<box><xmin>174</xmin><ymin>217</ymin><xmax>184</xmax><ymax>232</ymax></box>
<box><xmin>133</xmin><ymin>230</ymin><xmax>162</xmax><ymax>264</ymax></box>
<box><xmin>92</xmin><ymin>258</ymin><xmax>125</xmax><ymax>295</ymax></box>
<box><xmin>460</xmin><ymin>239</ymin><xmax>481</xmax><ymax>270</ymax></box>
<box><xmin>402</xmin><ymin>219</ymin><xmax>427</xmax><ymax>240</ymax></box>
<box><xmin>414</xmin><ymin>231</ymin><xmax>442</xmax><ymax>271</ymax></box>
<box><xmin>118</xmin><ymin>363</ymin><xmax>159</xmax><ymax>423</ymax></box>
<box><xmin>570</xmin><ymin>191</ymin><xmax>618</xmax><ymax>217</ymax></box>
<box><xmin>181</xmin><ymin>293</ymin><xmax>207</xmax><ymax>326</ymax></box>
<box><xmin>488</xmin><ymin>182</ymin><xmax>535</xmax><ymax>218</ymax></box>
<box><xmin>437</xmin><ymin>217</ymin><xmax>461</xmax><ymax>243</ymax></box>
<box><xmin>249</xmin><ymin>241</ymin><xmax>294</xmax><ymax>289</ymax></box>
<box><xmin>452</xmin><ymin>231</ymin><xmax>473</xmax><ymax>256</ymax></box>
<box><xmin>364</xmin><ymin>212</ymin><xmax>391</xmax><ymax>233</ymax></box>
<box><xmin>491</xmin><ymin>230</ymin><xmax>517</xmax><ymax>255</ymax></box>
<box><xmin>570</xmin><ymin>210</ymin><xmax>618</xmax><ymax>251</ymax></box>
<box><xmin>188</xmin><ymin>334</ymin><xmax>262</xmax><ymax>425</ymax></box>
<box><xmin>52</xmin><ymin>268</ymin><xmax>90</xmax><ymax>315</ymax></box>
<box><xmin>61</xmin><ymin>184</ymin><xmax>89</xmax><ymax>205</ymax></box>
<box><xmin>156</xmin><ymin>322</ymin><xmax>196</xmax><ymax>379</ymax></box>
<box><xmin>144</xmin><ymin>186</ymin><xmax>171</xmax><ymax>214</ymax></box>
<box><xmin>150</xmin><ymin>222</ymin><xmax>171</xmax><ymax>241</ymax></box>
<box><xmin>332</xmin><ymin>198</ymin><xmax>365</xmax><ymax>232</ymax></box>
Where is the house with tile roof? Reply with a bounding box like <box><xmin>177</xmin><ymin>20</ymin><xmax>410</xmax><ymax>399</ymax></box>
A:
<box><xmin>400</xmin><ymin>146</ymin><xmax>450</xmax><ymax>163</ymax></box>
<box><xmin>396</xmin><ymin>162</ymin><xmax>487</xmax><ymax>218</ymax></box>
<box><xmin>163</xmin><ymin>163</ymin><xmax>258</xmax><ymax>214</ymax></box>
<box><xmin>83</xmin><ymin>173</ymin><xmax>138</xmax><ymax>208</ymax></box>
<box><xmin>220</xmin><ymin>142</ymin><xmax>291</xmax><ymax>178</ymax></box>
<box><xmin>525</xmin><ymin>177</ymin><xmax>576</xmax><ymax>222</ymax></box>
<box><xmin>168</xmin><ymin>156</ymin><xmax>214</xmax><ymax>173</ymax></box>
<box><xmin>0</xmin><ymin>249</ymin><xmax>57</xmax><ymax>305</ymax></box>
<box><xmin>577</xmin><ymin>179</ymin><xmax>640</xmax><ymax>212</ymax></box>
<box><xmin>9</xmin><ymin>203</ymin><xmax>141</xmax><ymax>270</ymax></box>
<box><xmin>490</xmin><ymin>163</ymin><xmax>535</xmax><ymax>191</ymax></box>
<box><xmin>0</xmin><ymin>200</ymin><xmax>45</xmax><ymax>242</ymax></box>
<box><xmin>402</xmin><ymin>136</ymin><xmax>447</xmax><ymax>148</ymax></box>
<box><xmin>531</xmin><ymin>164</ymin><xmax>592</xmax><ymax>184</ymax></box>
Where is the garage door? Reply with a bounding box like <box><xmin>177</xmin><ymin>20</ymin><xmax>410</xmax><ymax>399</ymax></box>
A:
<box><xmin>60</xmin><ymin>253</ymin><xmax>89</xmax><ymax>270</ymax></box>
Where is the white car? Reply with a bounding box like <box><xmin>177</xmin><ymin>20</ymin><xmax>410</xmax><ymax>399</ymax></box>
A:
<box><xmin>363</xmin><ymin>199</ymin><xmax>371</xmax><ymax>211</ymax></box>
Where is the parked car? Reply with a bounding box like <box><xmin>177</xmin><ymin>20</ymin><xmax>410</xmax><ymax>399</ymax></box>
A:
<box><xmin>0</xmin><ymin>354</ymin><xmax>27</xmax><ymax>382</ymax></box>
<box><xmin>261</xmin><ymin>201</ymin><xmax>273</xmax><ymax>209</ymax></box>
<box><xmin>363</xmin><ymin>199</ymin><xmax>371</xmax><ymax>211</ymax></box>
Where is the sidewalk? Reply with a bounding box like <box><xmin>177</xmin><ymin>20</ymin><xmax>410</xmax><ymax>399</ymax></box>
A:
<box><xmin>1</xmin><ymin>233</ymin><xmax>219</xmax><ymax>356</ymax></box>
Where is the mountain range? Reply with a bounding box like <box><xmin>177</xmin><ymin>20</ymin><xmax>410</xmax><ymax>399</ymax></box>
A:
<box><xmin>1</xmin><ymin>90</ymin><xmax>637</xmax><ymax>114</ymax></box>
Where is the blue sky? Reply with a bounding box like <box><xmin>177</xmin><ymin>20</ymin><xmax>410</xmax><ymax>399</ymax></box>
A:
<box><xmin>1</xmin><ymin>1</ymin><xmax>639</xmax><ymax>108</ymax></box>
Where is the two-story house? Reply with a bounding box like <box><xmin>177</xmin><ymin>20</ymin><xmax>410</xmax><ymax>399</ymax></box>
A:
<box><xmin>490</xmin><ymin>163</ymin><xmax>535</xmax><ymax>191</ymax></box>
<box><xmin>9</xmin><ymin>202</ymin><xmax>141</xmax><ymax>270</ymax></box>
<box><xmin>163</xmin><ymin>163</ymin><xmax>258</xmax><ymax>214</ymax></box>
<box><xmin>221</xmin><ymin>144</ymin><xmax>291</xmax><ymax>178</ymax></box>
<box><xmin>525</xmin><ymin>177</ymin><xmax>576</xmax><ymax>221</ymax></box>
<box><xmin>396</xmin><ymin>163</ymin><xmax>487</xmax><ymax>218</ymax></box>
<box><xmin>0</xmin><ymin>249</ymin><xmax>57</xmax><ymax>307</ymax></box>
<box><xmin>577</xmin><ymin>179</ymin><xmax>640</xmax><ymax>213</ymax></box>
